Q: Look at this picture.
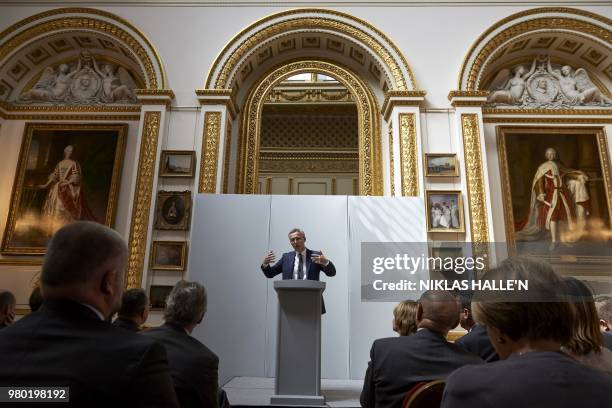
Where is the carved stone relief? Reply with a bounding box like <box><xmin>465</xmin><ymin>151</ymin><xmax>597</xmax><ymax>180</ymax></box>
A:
<box><xmin>15</xmin><ymin>50</ymin><xmax>137</xmax><ymax>105</ymax></box>
<box><xmin>486</xmin><ymin>57</ymin><xmax>611</xmax><ymax>108</ymax></box>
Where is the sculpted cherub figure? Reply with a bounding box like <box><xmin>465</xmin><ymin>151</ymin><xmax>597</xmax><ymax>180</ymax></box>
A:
<box><xmin>547</xmin><ymin>60</ymin><xmax>611</xmax><ymax>106</ymax></box>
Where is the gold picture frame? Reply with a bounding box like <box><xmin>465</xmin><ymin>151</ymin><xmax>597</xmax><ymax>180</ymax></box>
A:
<box><xmin>497</xmin><ymin>126</ymin><xmax>612</xmax><ymax>264</ymax></box>
<box><xmin>154</xmin><ymin>190</ymin><xmax>192</xmax><ymax>230</ymax></box>
<box><xmin>424</xmin><ymin>154</ymin><xmax>459</xmax><ymax>177</ymax></box>
<box><xmin>159</xmin><ymin>150</ymin><xmax>196</xmax><ymax>178</ymax></box>
<box><xmin>1</xmin><ymin>123</ymin><xmax>126</xmax><ymax>255</ymax></box>
<box><xmin>150</xmin><ymin>241</ymin><xmax>187</xmax><ymax>271</ymax></box>
<box><xmin>426</xmin><ymin>190</ymin><xmax>465</xmax><ymax>233</ymax></box>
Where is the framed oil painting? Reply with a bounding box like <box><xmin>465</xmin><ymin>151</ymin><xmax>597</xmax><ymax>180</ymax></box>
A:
<box><xmin>1</xmin><ymin>123</ymin><xmax>126</xmax><ymax>254</ymax></box>
<box><xmin>425</xmin><ymin>154</ymin><xmax>459</xmax><ymax>177</ymax></box>
<box><xmin>159</xmin><ymin>150</ymin><xmax>195</xmax><ymax>178</ymax></box>
<box><xmin>497</xmin><ymin>126</ymin><xmax>612</xmax><ymax>264</ymax></box>
<box><xmin>150</xmin><ymin>241</ymin><xmax>187</xmax><ymax>271</ymax></box>
<box><xmin>149</xmin><ymin>285</ymin><xmax>173</xmax><ymax>310</ymax></box>
<box><xmin>426</xmin><ymin>190</ymin><xmax>465</xmax><ymax>233</ymax></box>
<box><xmin>154</xmin><ymin>190</ymin><xmax>191</xmax><ymax>230</ymax></box>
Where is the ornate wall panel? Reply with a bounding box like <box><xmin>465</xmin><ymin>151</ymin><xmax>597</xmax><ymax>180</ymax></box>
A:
<box><xmin>199</xmin><ymin>111</ymin><xmax>222</xmax><ymax>193</ymax></box>
<box><xmin>126</xmin><ymin>111</ymin><xmax>161</xmax><ymax>289</ymax></box>
<box><xmin>398</xmin><ymin>113</ymin><xmax>418</xmax><ymax>196</ymax></box>
<box><xmin>460</xmin><ymin>113</ymin><xmax>490</xmax><ymax>244</ymax></box>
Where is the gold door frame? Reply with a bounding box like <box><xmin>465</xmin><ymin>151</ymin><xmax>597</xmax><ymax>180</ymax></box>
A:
<box><xmin>237</xmin><ymin>59</ymin><xmax>382</xmax><ymax>195</ymax></box>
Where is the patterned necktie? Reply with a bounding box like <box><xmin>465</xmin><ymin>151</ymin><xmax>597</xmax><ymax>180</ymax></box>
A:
<box><xmin>298</xmin><ymin>253</ymin><xmax>304</xmax><ymax>280</ymax></box>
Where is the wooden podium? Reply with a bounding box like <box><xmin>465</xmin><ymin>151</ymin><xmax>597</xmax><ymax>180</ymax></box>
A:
<box><xmin>270</xmin><ymin>280</ymin><xmax>326</xmax><ymax>406</ymax></box>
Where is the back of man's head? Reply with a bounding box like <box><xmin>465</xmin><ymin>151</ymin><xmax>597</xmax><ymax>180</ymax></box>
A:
<box><xmin>41</xmin><ymin>222</ymin><xmax>127</xmax><ymax>318</ymax></box>
<box><xmin>596</xmin><ymin>296</ymin><xmax>612</xmax><ymax>331</ymax></box>
<box><xmin>417</xmin><ymin>290</ymin><xmax>460</xmax><ymax>335</ymax></box>
<box><xmin>118</xmin><ymin>289</ymin><xmax>148</xmax><ymax>319</ymax></box>
<box><xmin>42</xmin><ymin>222</ymin><xmax>127</xmax><ymax>288</ymax></box>
<box><xmin>0</xmin><ymin>290</ymin><xmax>16</xmax><ymax>324</ymax></box>
<box><xmin>164</xmin><ymin>280</ymin><xmax>206</xmax><ymax>331</ymax></box>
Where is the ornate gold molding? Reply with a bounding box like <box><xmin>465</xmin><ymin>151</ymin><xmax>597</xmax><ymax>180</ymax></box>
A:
<box><xmin>388</xmin><ymin>124</ymin><xmax>395</xmax><ymax>196</ymax></box>
<box><xmin>196</xmin><ymin>89</ymin><xmax>238</xmax><ymax>120</ymax></box>
<box><xmin>458</xmin><ymin>7</ymin><xmax>611</xmax><ymax>89</ymax></box>
<box><xmin>2</xmin><ymin>114</ymin><xmax>141</xmax><ymax>121</ymax></box>
<box><xmin>199</xmin><ymin>111</ymin><xmax>222</xmax><ymax>193</ymax></box>
<box><xmin>460</xmin><ymin>114</ymin><xmax>490</xmax><ymax>243</ymax></box>
<box><xmin>206</xmin><ymin>11</ymin><xmax>416</xmax><ymax>91</ymax></box>
<box><xmin>222</xmin><ymin>121</ymin><xmax>232</xmax><ymax>194</ymax></box>
<box><xmin>135</xmin><ymin>89</ymin><xmax>175</xmax><ymax>98</ymax></box>
<box><xmin>0</xmin><ymin>258</ymin><xmax>42</xmax><ymax>266</ymax></box>
<box><xmin>399</xmin><ymin>113</ymin><xmax>419</xmax><ymax>196</ymax></box>
<box><xmin>238</xmin><ymin>59</ymin><xmax>382</xmax><ymax>195</ymax></box>
<box><xmin>0</xmin><ymin>101</ymin><xmax>141</xmax><ymax>112</ymax></box>
<box><xmin>126</xmin><ymin>111</ymin><xmax>161</xmax><ymax>289</ymax></box>
<box><xmin>462</xmin><ymin>16</ymin><xmax>611</xmax><ymax>90</ymax></box>
<box><xmin>381</xmin><ymin>90</ymin><xmax>426</xmax><ymax>121</ymax></box>
<box><xmin>483</xmin><ymin>117</ymin><xmax>612</xmax><ymax>124</ymax></box>
<box><xmin>482</xmin><ymin>108</ymin><xmax>612</xmax><ymax>115</ymax></box>
<box><xmin>448</xmin><ymin>91</ymin><xmax>490</xmax><ymax>99</ymax></box>
<box><xmin>0</xmin><ymin>17</ymin><xmax>161</xmax><ymax>89</ymax></box>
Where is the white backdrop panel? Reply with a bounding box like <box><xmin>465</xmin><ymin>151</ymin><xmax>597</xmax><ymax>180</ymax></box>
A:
<box><xmin>189</xmin><ymin>194</ymin><xmax>425</xmax><ymax>383</ymax></box>
<box><xmin>347</xmin><ymin>196</ymin><xmax>426</xmax><ymax>379</ymax></box>
<box><xmin>266</xmin><ymin>195</ymin><xmax>349</xmax><ymax>380</ymax></box>
<box><xmin>189</xmin><ymin>194</ymin><xmax>272</xmax><ymax>385</ymax></box>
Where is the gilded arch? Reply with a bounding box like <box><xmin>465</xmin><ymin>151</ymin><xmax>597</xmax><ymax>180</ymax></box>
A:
<box><xmin>458</xmin><ymin>7</ymin><xmax>612</xmax><ymax>91</ymax></box>
<box><xmin>0</xmin><ymin>7</ymin><xmax>167</xmax><ymax>90</ymax></box>
<box><xmin>205</xmin><ymin>8</ymin><xmax>417</xmax><ymax>92</ymax></box>
<box><xmin>238</xmin><ymin>59</ymin><xmax>382</xmax><ymax>195</ymax></box>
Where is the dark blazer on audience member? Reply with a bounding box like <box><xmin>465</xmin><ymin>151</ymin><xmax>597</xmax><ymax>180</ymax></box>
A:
<box><xmin>143</xmin><ymin>322</ymin><xmax>219</xmax><ymax>408</ymax></box>
<box><xmin>360</xmin><ymin>328</ymin><xmax>484</xmax><ymax>408</ymax></box>
<box><xmin>603</xmin><ymin>332</ymin><xmax>612</xmax><ymax>351</ymax></box>
<box><xmin>112</xmin><ymin>317</ymin><xmax>140</xmax><ymax>332</ymax></box>
<box><xmin>0</xmin><ymin>299</ymin><xmax>179</xmax><ymax>408</ymax></box>
<box><xmin>455</xmin><ymin>324</ymin><xmax>499</xmax><ymax>362</ymax></box>
<box><xmin>442</xmin><ymin>351</ymin><xmax>612</xmax><ymax>408</ymax></box>
<box><xmin>261</xmin><ymin>249</ymin><xmax>336</xmax><ymax>314</ymax></box>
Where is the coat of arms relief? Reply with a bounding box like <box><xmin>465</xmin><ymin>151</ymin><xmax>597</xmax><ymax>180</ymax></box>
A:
<box><xmin>486</xmin><ymin>56</ymin><xmax>611</xmax><ymax>108</ymax></box>
<box><xmin>14</xmin><ymin>50</ymin><xmax>138</xmax><ymax>105</ymax></box>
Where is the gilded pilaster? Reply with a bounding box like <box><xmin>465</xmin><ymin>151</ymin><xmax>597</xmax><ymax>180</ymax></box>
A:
<box><xmin>399</xmin><ymin>113</ymin><xmax>419</xmax><ymax>196</ymax></box>
<box><xmin>460</xmin><ymin>113</ymin><xmax>490</xmax><ymax>244</ymax></box>
<box><xmin>199</xmin><ymin>112</ymin><xmax>222</xmax><ymax>193</ymax></box>
<box><xmin>126</xmin><ymin>111</ymin><xmax>161</xmax><ymax>289</ymax></box>
<box><xmin>388</xmin><ymin>125</ymin><xmax>395</xmax><ymax>196</ymax></box>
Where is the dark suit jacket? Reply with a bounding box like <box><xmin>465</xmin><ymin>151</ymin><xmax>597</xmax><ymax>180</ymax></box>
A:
<box><xmin>261</xmin><ymin>249</ymin><xmax>336</xmax><ymax>313</ymax></box>
<box><xmin>442</xmin><ymin>351</ymin><xmax>612</xmax><ymax>408</ymax></box>
<box><xmin>112</xmin><ymin>317</ymin><xmax>140</xmax><ymax>332</ymax></box>
<box><xmin>455</xmin><ymin>324</ymin><xmax>499</xmax><ymax>362</ymax></box>
<box><xmin>0</xmin><ymin>299</ymin><xmax>179</xmax><ymax>408</ymax></box>
<box><xmin>603</xmin><ymin>332</ymin><xmax>612</xmax><ymax>351</ymax></box>
<box><xmin>360</xmin><ymin>328</ymin><xmax>484</xmax><ymax>408</ymax></box>
<box><xmin>143</xmin><ymin>323</ymin><xmax>219</xmax><ymax>408</ymax></box>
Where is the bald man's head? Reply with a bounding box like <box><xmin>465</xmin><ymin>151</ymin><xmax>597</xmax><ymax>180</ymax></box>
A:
<box><xmin>417</xmin><ymin>290</ymin><xmax>460</xmax><ymax>335</ymax></box>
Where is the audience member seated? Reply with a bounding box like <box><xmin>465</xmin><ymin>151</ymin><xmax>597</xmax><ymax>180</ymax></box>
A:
<box><xmin>113</xmin><ymin>288</ymin><xmax>150</xmax><ymax>331</ymax></box>
<box><xmin>442</xmin><ymin>257</ymin><xmax>612</xmax><ymax>408</ymax></box>
<box><xmin>361</xmin><ymin>290</ymin><xmax>483</xmax><ymax>408</ymax></box>
<box><xmin>29</xmin><ymin>285</ymin><xmax>43</xmax><ymax>312</ymax></box>
<box><xmin>143</xmin><ymin>280</ymin><xmax>220</xmax><ymax>408</ymax></box>
<box><xmin>562</xmin><ymin>278</ymin><xmax>612</xmax><ymax>375</ymax></box>
<box><xmin>455</xmin><ymin>292</ymin><xmax>499</xmax><ymax>362</ymax></box>
<box><xmin>393</xmin><ymin>300</ymin><xmax>418</xmax><ymax>336</ymax></box>
<box><xmin>595</xmin><ymin>296</ymin><xmax>612</xmax><ymax>350</ymax></box>
<box><xmin>0</xmin><ymin>221</ymin><xmax>179</xmax><ymax>408</ymax></box>
<box><xmin>0</xmin><ymin>290</ymin><xmax>16</xmax><ymax>329</ymax></box>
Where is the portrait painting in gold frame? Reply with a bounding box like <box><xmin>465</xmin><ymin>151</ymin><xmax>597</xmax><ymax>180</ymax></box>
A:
<box><xmin>497</xmin><ymin>126</ymin><xmax>612</xmax><ymax>263</ymax></box>
<box><xmin>425</xmin><ymin>190</ymin><xmax>465</xmax><ymax>233</ymax></box>
<box><xmin>1</xmin><ymin>123</ymin><xmax>126</xmax><ymax>255</ymax></box>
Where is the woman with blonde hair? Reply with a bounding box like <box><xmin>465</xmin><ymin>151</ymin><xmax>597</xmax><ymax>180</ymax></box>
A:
<box><xmin>562</xmin><ymin>277</ymin><xmax>612</xmax><ymax>375</ymax></box>
<box><xmin>392</xmin><ymin>300</ymin><xmax>418</xmax><ymax>336</ymax></box>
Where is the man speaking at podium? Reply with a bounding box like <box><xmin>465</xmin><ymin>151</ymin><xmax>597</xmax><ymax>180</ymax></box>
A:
<box><xmin>261</xmin><ymin>228</ymin><xmax>336</xmax><ymax>313</ymax></box>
